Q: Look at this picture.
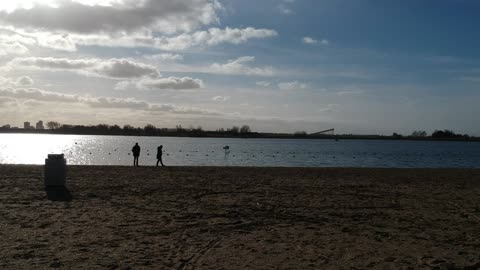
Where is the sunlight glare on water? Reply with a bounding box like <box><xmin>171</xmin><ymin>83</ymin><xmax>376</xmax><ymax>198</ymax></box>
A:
<box><xmin>0</xmin><ymin>134</ymin><xmax>81</xmax><ymax>165</ymax></box>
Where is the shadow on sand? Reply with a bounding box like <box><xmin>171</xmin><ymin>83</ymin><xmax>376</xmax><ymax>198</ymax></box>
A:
<box><xmin>45</xmin><ymin>186</ymin><xmax>72</xmax><ymax>202</ymax></box>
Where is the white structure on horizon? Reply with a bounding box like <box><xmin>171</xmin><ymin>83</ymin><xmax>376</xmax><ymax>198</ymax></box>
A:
<box><xmin>36</xmin><ymin>120</ymin><xmax>44</xmax><ymax>130</ymax></box>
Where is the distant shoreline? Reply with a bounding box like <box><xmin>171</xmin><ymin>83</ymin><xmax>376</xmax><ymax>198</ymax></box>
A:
<box><xmin>0</xmin><ymin>129</ymin><xmax>479</xmax><ymax>142</ymax></box>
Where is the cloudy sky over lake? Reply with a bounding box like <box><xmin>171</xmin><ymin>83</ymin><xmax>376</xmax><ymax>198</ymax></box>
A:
<box><xmin>0</xmin><ymin>0</ymin><xmax>479</xmax><ymax>135</ymax></box>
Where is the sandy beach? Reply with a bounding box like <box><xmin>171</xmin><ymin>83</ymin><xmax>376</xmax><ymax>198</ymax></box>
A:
<box><xmin>0</xmin><ymin>165</ymin><xmax>479</xmax><ymax>269</ymax></box>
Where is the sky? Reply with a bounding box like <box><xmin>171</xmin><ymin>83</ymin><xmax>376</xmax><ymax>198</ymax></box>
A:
<box><xmin>0</xmin><ymin>0</ymin><xmax>479</xmax><ymax>135</ymax></box>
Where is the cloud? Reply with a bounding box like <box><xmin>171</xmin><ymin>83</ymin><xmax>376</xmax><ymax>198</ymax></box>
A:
<box><xmin>0</xmin><ymin>40</ymin><xmax>29</xmax><ymax>55</ymax></box>
<box><xmin>149</xmin><ymin>104</ymin><xmax>219</xmax><ymax>115</ymax></box>
<box><xmin>10</xmin><ymin>57</ymin><xmax>92</xmax><ymax>70</ymax></box>
<box><xmin>0</xmin><ymin>96</ymin><xmax>16</xmax><ymax>106</ymax></box>
<box><xmin>278</xmin><ymin>0</ymin><xmax>295</xmax><ymax>15</ymax></box>
<box><xmin>85</xmin><ymin>96</ymin><xmax>150</xmax><ymax>110</ymax></box>
<box><xmin>210</xmin><ymin>56</ymin><xmax>274</xmax><ymax>76</ymax></box>
<box><xmin>320</xmin><ymin>39</ymin><xmax>329</xmax><ymax>45</ymax></box>
<box><xmin>278</xmin><ymin>4</ymin><xmax>293</xmax><ymax>15</ymax></box>
<box><xmin>0</xmin><ymin>87</ymin><xmax>218</xmax><ymax>115</ymax></box>
<box><xmin>302</xmin><ymin>37</ymin><xmax>317</xmax><ymax>44</ymax></box>
<box><xmin>9</xmin><ymin>57</ymin><xmax>160</xmax><ymax>79</ymax></box>
<box><xmin>166</xmin><ymin>27</ymin><xmax>277</xmax><ymax>48</ymax></box>
<box><xmin>1</xmin><ymin>26</ymin><xmax>277</xmax><ymax>52</ymax></box>
<box><xmin>0</xmin><ymin>27</ymin><xmax>77</xmax><ymax>52</ymax></box>
<box><xmin>145</xmin><ymin>53</ymin><xmax>184</xmax><ymax>62</ymax></box>
<box><xmin>113</xmin><ymin>81</ymin><xmax>131</xmax><ymax>91</ymax></box>
<box><xmin>0</xmin><ymin>0</ymin><xmax>221</xmax><ymax>34</ymax></box>
<box><xmin>15</xmin><ymin>76</ymin><xmax>34</xmax><ymax>86</ymax></box>
<box><xmin>0</xmin><ymin>0</ymin><xmax>277</xmax><ymax>52</ymax></box>
<box><xmin>116</xmin><ymin>77</ymin><xmax>204</xmax><ymax>90</ymax></box>
<box><xmin>10</xmin><ymin>56</ymin><xmax>204</xmax><ymax>90</ymax></box>
<box><xmin>318</xmin><ymin>104</ymin><xmax>340</xmax><ymax>113</ymax></box>
<box><xmin>139</xmin><ymin>77</ymin><xmax>203</xmax><ymax>90</ymax></box>
<box><xmin>72</xmin><ymin>27</ymin><xmax>277</xmax><ymax>51</ymax></box>
<box><xmin>278</xmin><ymin>81</ymin><xmax>307</xmax><ymax>90</ymax></box>
<box><xmin>0</xmin><ymin>75</ymin><xmax>34</xmax><ymax>87</ymax></box>
<box><xmin>212</xmin><ymin>96</ymin><xmax>230</xmax><ymax>102</ymax></box>
<box><xmin>302</xmin><ymin>37</ymin><xmax>329</xmax><ymax>45</ymax></box>
<box><xmin>37</xmin><ymin>33</ymin><xmax>77</xmax><ymax>51</ymax></box>
<box><xmin>336</xmin><ymin>90</ymin><xmax>364</xmax><ymax>96</ymax></box>
<box><xmin>256</xmin><ymin>81</ymin><xmax>271</xmax><ymax>87</ymax></box>
<box><xmin>95</xmin><ymin>59</ymin><xmax>160</xmax><ymax>78</ymax></box>
<box><xmin>0</xmin><ymin>87</ymin><xmax>81</xmax><ymax>103</ymax></box>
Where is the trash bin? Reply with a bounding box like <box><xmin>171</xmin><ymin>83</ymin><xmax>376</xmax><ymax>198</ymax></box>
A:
<box><xmin>45</xmin><ymin>154</ymin><xmax>67</xmax><ymax>187</ymax></box>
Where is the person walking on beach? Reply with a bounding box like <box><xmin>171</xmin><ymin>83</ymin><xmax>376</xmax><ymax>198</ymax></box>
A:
<box><xmin>156</xmin><ymin>145</ymin><xmax>165</xmax><ymax>167</ymax></box>
<box><xmin>132</xmin><ymin>143</ymin><xmax>141</xmax><ymax>167</ymax></box>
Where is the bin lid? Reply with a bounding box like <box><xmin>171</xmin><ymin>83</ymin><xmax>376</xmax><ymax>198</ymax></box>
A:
<box><xmin>48</xmin><ymin>154</ymin><xmax>65</xmax><ymax>159</ymax></box>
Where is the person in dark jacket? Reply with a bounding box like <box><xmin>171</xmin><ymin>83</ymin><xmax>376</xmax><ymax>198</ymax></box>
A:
<box><xmin>132</xmin><ymin>143</ymin><xmax>141</xmax><ymax>167</ymax></box>
<box><xmin>156</xmin><ymin>145</ymin><xmax>165</xmax><ymax>167</ymax></box>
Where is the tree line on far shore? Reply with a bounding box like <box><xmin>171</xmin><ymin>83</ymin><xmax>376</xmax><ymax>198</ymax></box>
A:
<box><xmin>42</xmin><ymin>121</ymin><xmax>256</xmax><ymax>137</ymax></box>
<box><xmin>392</xmin><ymin>130</ymin><xmax>471</xmax><ymax>139</ymax></box>
<box><xmin>0</xmin><ymin>121</ymin><xmax>477</xmax><ymax>141</ymax></box>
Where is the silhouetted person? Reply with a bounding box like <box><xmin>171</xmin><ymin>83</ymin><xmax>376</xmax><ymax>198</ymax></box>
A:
<box><xmin>156</xmin><ymin>145</ymin><xmax>165</xmax><ymax>167</ymax></box>
<box><xmin>132</xmin><ymin>143</ymin><xmax>141</xmax><ymax>167</ymax></box>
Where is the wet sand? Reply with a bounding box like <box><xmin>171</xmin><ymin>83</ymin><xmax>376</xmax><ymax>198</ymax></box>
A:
<box><xmin>1</xmin><ymin>165</ymin><xmax>479</xmax><ymax>269</ymax></box>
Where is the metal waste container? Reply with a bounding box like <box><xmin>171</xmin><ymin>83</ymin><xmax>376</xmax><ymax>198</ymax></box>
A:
<box><xmin>45</xmin><ymin>154</ymin><xmax>67</xmax><ymax>187</ymax></box>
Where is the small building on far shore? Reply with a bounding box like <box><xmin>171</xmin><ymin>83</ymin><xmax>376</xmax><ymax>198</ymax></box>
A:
<box><xmin>36</xmin><ymin>121</ymin><xmax>44</xmax><ymax>130</ymax></box>
<box><xmin>24</xmin><ymin>122</ymin><xmax>32</xmax><ymax>129</ymax></box>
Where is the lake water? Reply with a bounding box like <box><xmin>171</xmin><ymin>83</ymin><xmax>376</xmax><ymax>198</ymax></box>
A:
<box><xmin>0</xmin><ymin>134</ymin><xmax>479</xmax><ymax>168</ymax></box>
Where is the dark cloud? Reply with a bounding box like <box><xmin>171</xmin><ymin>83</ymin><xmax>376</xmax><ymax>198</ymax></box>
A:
<box><xmin>0</xmin><ymin>87</ymin><xmax>219</xmax><ymax>116</ymax></box>
<box><xmin>137</xmin><ymin>77</ymin><xmax>203</xmax><ymax>90</ymax></box>
<box><xmin>0</xmin><ymin>0</ymin><xmax>220</xmax><ymax>34</ymax></box>
<box><xmin>9</xmin><ymin>57</ymin><xmax>160</xmax><ymax>79</ymax></box>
